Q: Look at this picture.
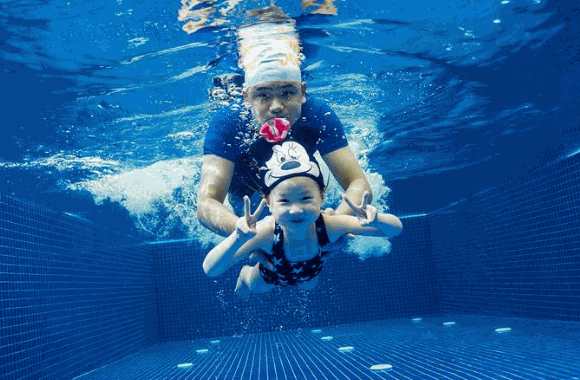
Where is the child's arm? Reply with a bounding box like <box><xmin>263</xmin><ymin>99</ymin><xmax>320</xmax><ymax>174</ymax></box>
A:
<box><xmin>202</xmin><ymin>196</ymin><xmax>270</xmax><ymax>277</ymax></box>
<box><xmin>325</xmin><ymin>192</ymin><xmax>403</xmax><ymax>242</ymax></box>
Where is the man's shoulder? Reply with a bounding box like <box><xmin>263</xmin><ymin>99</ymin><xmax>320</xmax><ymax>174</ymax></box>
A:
<box><xmin>204</xmin><ymin>104</ymin><xmax>251</xmax><ymax>160</ymax></box>
<box><xmin>299</xmin><ymin>94</ymin><xmax>347</xmax><ymax>155</ymax></box>
<box><xmin>302</xmin><ymin>95</ymin><xmax>330</xmax><ymax>115</ymax></box>
<box><xmin>300</xmin><ymin>96</ymin><xmax>339</xmax><ymax>128</ymax></box>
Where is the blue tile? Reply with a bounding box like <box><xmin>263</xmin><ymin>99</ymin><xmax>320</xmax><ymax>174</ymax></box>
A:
<box><xmin>75</xmin><ymin>317</ymin><xmax>580</xmax><ymax>380</ymax></box>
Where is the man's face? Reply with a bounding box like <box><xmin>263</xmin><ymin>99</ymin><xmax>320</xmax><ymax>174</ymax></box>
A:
<box><xmin>244</xmin><ymin>81</ymin><xmax>306</xmax><ymax>127</ymax></box>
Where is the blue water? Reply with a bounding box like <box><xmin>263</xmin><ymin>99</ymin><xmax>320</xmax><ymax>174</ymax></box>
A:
<box><xmin>1</xmin><ymin>0</ymin><xmax>578</xmax><ymax>240</ymax></box>
<box><xmin>1</xmin><ymin>1</ymin><xmax>580</xmax><ymax>379</ymax></box>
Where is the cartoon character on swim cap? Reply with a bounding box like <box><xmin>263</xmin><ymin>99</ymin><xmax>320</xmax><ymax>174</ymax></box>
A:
<box><xmin>262</xmin><ymin>141</ymin><xmax>324</xmax><ymax>195</ymax></box>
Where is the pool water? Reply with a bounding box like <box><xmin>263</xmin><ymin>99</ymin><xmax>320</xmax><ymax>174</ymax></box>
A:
<box><xmin>1</xmin><ymin>0</ymin><xmax>580</xmax><ymax>379</ymax></box>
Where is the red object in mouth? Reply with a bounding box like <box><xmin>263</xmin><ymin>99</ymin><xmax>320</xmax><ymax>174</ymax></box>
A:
<box><xmin>260</xmin><ymin>118</ymin><xmax>290</xmax><ymax>143</ymax></box>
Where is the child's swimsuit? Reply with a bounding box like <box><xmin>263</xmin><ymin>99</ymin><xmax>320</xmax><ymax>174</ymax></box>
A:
<box><xmin>259</xmin><ymin>215</ymin><xmax>331</xmax><ymax>286</ymax></box>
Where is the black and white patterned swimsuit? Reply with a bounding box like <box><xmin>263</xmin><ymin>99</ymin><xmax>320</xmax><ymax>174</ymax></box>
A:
<box><xmin>259</xmin><ymin>215</ymin><xmax>331</xmax><ymax>286</ymax></box>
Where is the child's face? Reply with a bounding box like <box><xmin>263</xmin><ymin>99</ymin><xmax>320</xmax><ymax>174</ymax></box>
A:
<box><xmin>244</xmin><ymin>81</ymin><xmax>306</xmax><ymax>127</ymax></box>
<box><xmin>266</xmin><ymin>176</ymin><xmax>323</xmax><ymax>231</ymax></box>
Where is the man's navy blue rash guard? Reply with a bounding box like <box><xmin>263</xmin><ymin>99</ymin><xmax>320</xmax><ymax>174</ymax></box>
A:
<box><xmin>203</xmin><ymin>96</ymin><xmax>348</xmax><ymax>198</ymax></box>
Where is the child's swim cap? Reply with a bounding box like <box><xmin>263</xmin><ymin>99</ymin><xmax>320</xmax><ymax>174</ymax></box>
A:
<box><xmin>261</xmin><ymin>141</ymin><xmax>325</xmax><ymax>195</ymax></box>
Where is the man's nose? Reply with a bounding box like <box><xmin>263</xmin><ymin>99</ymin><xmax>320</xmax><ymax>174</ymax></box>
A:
<box><xmin>269</xmin><ymin>97</ymin><xmax>284</xmax><ymax>113</ymax></box>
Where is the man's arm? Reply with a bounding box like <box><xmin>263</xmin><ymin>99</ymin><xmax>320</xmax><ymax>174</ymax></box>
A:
<box><xmin>322</xmin><ymin>146</ymin><xmax>372</xmax><ymax>216</ymax></box>
<box><xmin>197</xmin><ymin>154</ymin><xmax>238</xmax><ymax>237</ymax></box>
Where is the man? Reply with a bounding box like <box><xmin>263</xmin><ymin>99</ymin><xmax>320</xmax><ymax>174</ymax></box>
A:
<box><xmin>197</xmin><ymin>21</ymin><xmax>372</xmax><ymax>241</ymax></box>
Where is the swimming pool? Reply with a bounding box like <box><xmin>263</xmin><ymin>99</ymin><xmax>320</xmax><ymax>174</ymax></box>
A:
<box><xmin>72</xmin><ymin>317</ymin><xmax>580</xmax><ymax>379</ymax></box>
<box><xmin>1</xmin><ymin>0</ymin><xmax>579</xmax><ymax>379</ymax></box>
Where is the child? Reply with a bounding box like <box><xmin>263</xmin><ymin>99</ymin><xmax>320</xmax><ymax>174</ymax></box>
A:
<box><xmin>202</xmin><ymin>141</ymin><xmax>403</xmax><ymax>297</ymax></box>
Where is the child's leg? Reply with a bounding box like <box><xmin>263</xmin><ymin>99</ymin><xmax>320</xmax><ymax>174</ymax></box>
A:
<box><xmin>234</xmin><ymin>266</ymin><xmax>251</xmax><ymax>298</ymax></box>
<box><xmin>235</xmin><ymin>263</ymin><xmax>274</xmax><ymax>298</ymax></box>
<box><xmin>246</xmin><ymin>263</ymin><xmax>275</xmax><ymax>293</ymax></box>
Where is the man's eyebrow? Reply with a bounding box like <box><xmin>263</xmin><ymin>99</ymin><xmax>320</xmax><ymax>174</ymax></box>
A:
<box><xmin>253</xmin><ymin>86</ymin><xmax>274</xmax><ymax>92</ymax></box>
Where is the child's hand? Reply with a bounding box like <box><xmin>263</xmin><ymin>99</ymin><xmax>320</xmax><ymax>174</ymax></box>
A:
<box><xmin>235</xmin><ymin>196</ymin><xmax>266</xmax><ymax>239</ymax></box>
<box><xmin>342</xmin><ymin>191</ymin><xmax>378</xmax><ymax>227</ymax></box>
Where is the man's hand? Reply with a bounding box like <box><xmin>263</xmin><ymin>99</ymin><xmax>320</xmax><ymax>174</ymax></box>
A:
<box><xmin>235</xmin><ymin>195</ymin><xmax>266</xmax><ymax>239</ymax></box>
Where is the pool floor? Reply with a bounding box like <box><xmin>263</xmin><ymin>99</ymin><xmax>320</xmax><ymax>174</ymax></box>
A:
<box><xmin>75</xmin><ymin>316</ymin><xmax>580</xmax><ymax>380</ymax></box>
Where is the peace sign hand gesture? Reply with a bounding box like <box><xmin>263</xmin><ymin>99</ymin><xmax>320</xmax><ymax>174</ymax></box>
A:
<box><xmin>342</xmin><ymin>191</ymin><xmax>378</xmax><ymax>227</ymax></box>
<box><xmin>235</xmin><ymin>196</ymin><xmax>267</xmax><ymax>240</ymax></box>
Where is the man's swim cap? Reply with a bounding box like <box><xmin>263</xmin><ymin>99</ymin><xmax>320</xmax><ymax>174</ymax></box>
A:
<box><xmin>261</xmin><ymin>141</ymin><xmax>325</xmax><ymax>195</ymax></box>
<box><xmin>238</xmin><ymin>21</ymin><xmax>303</xmax><ymax>89</ymax></box>
<box><xmin>243</xmin><ymin>47</ymin><xmax>301</xmax><ymax>88</ymax></box>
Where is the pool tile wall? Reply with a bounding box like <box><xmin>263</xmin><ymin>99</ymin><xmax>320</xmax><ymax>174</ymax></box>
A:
<box><xmin>3</xmin><ymin>149</ymin><xmax>579</xmax><ymax>378</ymax></box>
<box><xmin>429</xmin><ymin>151</ymin><xmax>580</xmax><ymax>320</ymax></box>
<box><xmin>0</xmin><ymin>194</ymin><xmax>158</xmax><ymax>380</ymax></box>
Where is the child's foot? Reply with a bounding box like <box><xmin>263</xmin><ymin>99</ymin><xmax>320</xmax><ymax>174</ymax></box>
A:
<box><xmin>234</xmin><ymin>267</ymin><xmax>251</xmax><ymax>299</ymax></box>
